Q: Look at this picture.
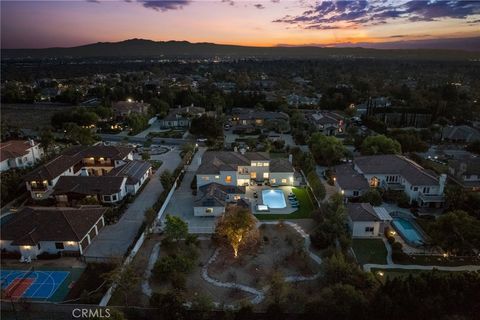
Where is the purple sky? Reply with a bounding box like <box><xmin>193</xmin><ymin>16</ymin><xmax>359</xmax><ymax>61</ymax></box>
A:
<box><xmin>2</xmin><ymin>1</ymin><xmax>479</xmax><ymax>48</ymax></box>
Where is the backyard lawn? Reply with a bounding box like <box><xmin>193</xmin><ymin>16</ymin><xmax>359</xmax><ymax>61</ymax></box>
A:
<box><xmin>370</xmin><ymin>268</ymin><xmax>458</xmax><ymax>283</ymax></box>
<box><xmin>352</xmin><ymin>239</ymin><xmax>388</xmax><ymax>265</ymax></box>
<box><xmin>255</xmin><ymin>187</ymin><xmax>317</xmax><ymax>220</ymax></box>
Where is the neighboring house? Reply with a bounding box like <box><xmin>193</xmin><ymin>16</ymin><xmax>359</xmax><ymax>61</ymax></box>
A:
<box><xmin>194</xmin><ymin>183</ymin><xmax>247</xmax><ymax>217</ymax></box>
<box><xmin>304</xmin><ymin>111</ymin><xmax>345</xmax><ymax>136</ymax></box>
<box><xmin>53</xmin><ymin>176</ymin><xmax>127</xmax><ymax>205</ymax></box>
<box><xmin>335</xmin><ymin>155</ymin><xmax>447</xmax><ymax>207</ymax></box>
<box><xmin>0</xmin><ymin>140</ymin><xmax>44</xmax><ymax>172</ymax></box>
<box><xmin>229</xmin><ymin>108</ymin><xmax>289</xmax><ymax>133</ymax></box>
<box><xmin>196</xmin><ymin>151</ymin><xmax>296</xmax><ymax>189</ymax></box>
<box><xmin>106</xmin><ymin>160</ymin><xmax>152</xmax><ymax>194</ymax></box>
<box><xmin>333</xmin><ymin>164</ymin><xmax>370</xmax><ymax>199</ymax></box>
<box><xmin>347</xmin><ymin>203</ymin><xmax>392</xmax><ymax>238</ymax></box>
<box><xmin>112</xmin><ymin>100</ymin><xmax>150</xmax><ymax>119</ymax></box>
<box><xmin>448</xmin><ymin>158</ymin><xmax>480</xmax><ymax>191</ymax></box>
<box><xmin>0</xmin><ymin>207</ymin><xmax>106</xmax><ymax>258</ymax></box>
<box><xmin>353</xmin><ymin>155</ymin><xmax>446</xmax><ymax>207</ymax></box>
<box><xmin>442</xmin><ymin>125</ymin><xmax>480</xmax><ymax>143</ymax></box>
<box><xmin>285</xmin><ymin>94</ymin><xmax>320</xmax><ymax>107</ymax></box>
<box><xmin>23</xmin><ymin>145</ymin><xmax>134</xmax><ymax>200</ymax></box>
<box><xmin>159</xmin><ymin>105</ymin><xmax>205</xmax><ymax>129</ymax></box>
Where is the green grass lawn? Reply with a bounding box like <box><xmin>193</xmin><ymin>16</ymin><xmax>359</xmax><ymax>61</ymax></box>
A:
<box><xmin>255</xmin><ymin>187</ymin><xmax>317</xmax><ymax>220</ymax></box>
<box><xmin>352</xmin><ymin>239</ymin><xmax>388</xmax><ymax>265</ymax></box>
<box><xmin>370</xmin><ymin>268</ymin><xmax>461</xmax><ymax>283</ymax></box>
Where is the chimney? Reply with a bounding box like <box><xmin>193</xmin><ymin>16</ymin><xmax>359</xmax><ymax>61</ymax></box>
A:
<box><xmin>288</xmin><ymin>154</ymin><xmax>293</xmax><ymax>164</ymax></box>
<box><xmin>29</xmin><ymin>139</ymin><xmax>35</xmax><ymax>147</ymax></box>
<box><xmin>240</xmin><ymin>148</ymin><xmax>246</xmax><ymax>155</ymax></box>
<box><xmin>439</xmin><ymin>174</ymin><xmax>447</xmax><ymax>194</ymax></box>
<box><xmin>234</xmin><ymin>146</ymin><xmax>238</xmax><ymax>153</ymax></box>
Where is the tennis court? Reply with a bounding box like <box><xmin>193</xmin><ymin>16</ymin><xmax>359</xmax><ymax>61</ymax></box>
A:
<box><xmin>1</xmin><ymin>269</ymin><xmax>69</xmax><ymax>301</ymax></box>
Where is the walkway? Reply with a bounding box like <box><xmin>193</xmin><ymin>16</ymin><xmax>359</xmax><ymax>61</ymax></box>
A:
<box><xmin>84</xmin><ymin>149</ymin><xmax>182</xmax><ymax>259</ymax></box>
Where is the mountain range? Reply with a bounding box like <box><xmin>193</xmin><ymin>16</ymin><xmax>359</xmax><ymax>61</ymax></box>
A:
<box><xmin>2</xmin><ymin>38</ymin><xmax>480</xmax><ymax>60</ymax></box>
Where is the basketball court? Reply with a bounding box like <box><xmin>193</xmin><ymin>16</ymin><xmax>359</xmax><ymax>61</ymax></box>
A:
<box><xmin>1</xmin><ymin>269</ymin><xmax>69</xmax><ymax>301</ymax></box>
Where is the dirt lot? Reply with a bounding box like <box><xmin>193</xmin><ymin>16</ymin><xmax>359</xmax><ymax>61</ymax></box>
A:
<box><xmin>1</xmin><ymin>103</ymin><xmax>76</xmax><ymax>129</ymax></box>
<box><xmin>208</xmin><ymin>224</ymin><xmax>320</xmax><ymax>289</ymax></box>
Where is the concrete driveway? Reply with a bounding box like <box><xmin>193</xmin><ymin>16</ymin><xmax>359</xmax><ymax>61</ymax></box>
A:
<box><xmin>84</xmin><ymin>148</ymin><xmax>182</xmax><ymax>259</ymax></box>
<box><xmin>161</xmin><ymin>147</ymin><xmax>217</xmax><ymax>234</ymax></box>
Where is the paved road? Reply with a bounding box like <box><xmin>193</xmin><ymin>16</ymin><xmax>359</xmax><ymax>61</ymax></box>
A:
<box><xmin>84</xmin><ymin>148</ymin><xmax>182</xmax><ymax>259</ymax></box>
<box><xmin>100</xmin><ymin>133</ymin><xmax>191</xmax><ymax>145</ymax></box>
<box><xmin>160</xmin><ymin>147</ymin><xmax>216</xmax><ymax>234</ymax></box>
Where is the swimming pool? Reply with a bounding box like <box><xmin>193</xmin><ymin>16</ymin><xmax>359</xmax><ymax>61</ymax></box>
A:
<box><xmin>392</xmin><ymin>218</ymin><xmax>424</xmax><ymax>246</ymax></box>
<box><xmin>262</xmin><ymin>189</ymin><xmax>286</xmax><ymax>209</ymax></box>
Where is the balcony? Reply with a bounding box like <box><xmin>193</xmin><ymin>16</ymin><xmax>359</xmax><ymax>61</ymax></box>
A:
<box><xmin>419</xmin><ymin>192</ymin><xmax>444</xmax><ymax>203</ymax></box>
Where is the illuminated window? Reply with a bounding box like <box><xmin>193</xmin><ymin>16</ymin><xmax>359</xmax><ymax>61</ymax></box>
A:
<box><xmin>225</xmin><ymin>176</ymin><xmax>232</xmax><ymax>183</ymax></box>
<box><xmin>263</xmin><ymin>172</ymin><xmax>269</xmax><ymax>178</ymax></box>
<box><xmin>252</xmin><ymin>163</ymin><xmax>257</xmax><ymax>167</ymax></box>
<box><xmin>281</xmin><ymin>179</ymin><xmax>287</xmax><ymax>184</ymax></box>
<box><xmin>370</xmin><ymin>177</ymin><xmax>379</xmax><ymax>188</ymax></box>
<box><xmin>271</xmin><ymin>179</ymin><xmax>276</xmax><ymax>184</ymax></box>
<box><xmin>263</xmin><ymin>162</ymin><xmax>269</xmax><ymax>167</ymax></box>
<box><xmin>203</xmin><ymin>176</ymin><xmax>210</xmax><ymax>181</ymax></box>
<box><xmin>206</xmin><ymin>208</ymin><xmax>213</xmax><ymax>213</ymax></box>
<box><xmin>257</xmin><ymin>162</ymin><xmax>263</xmax><ymax>167</ymax></box>
<box><xmin>215</xmin><ymin>175</ymin><xmax>220</xmax><ymax>179</ymax></box>
<box><xmin>250</xmin><ymin>172</ymin><xmax>257</xmax><ymax>179</ymax></box>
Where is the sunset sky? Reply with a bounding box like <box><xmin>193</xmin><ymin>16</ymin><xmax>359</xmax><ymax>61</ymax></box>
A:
<box><xmin>1</xmin><ymin>0</ymin><xmax>479</xmax><ymax>48</ymax></box>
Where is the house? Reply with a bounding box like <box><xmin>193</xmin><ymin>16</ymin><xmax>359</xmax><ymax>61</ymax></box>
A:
<box><xmin>158</xmin><ymin>105</ymin><xmax>205</xmax><ymax>129</ymax></box>
<box><xmin>353</xmin><ymin>155</ymin><xmax>446</xmax><ymax>207</ymax></box>
<box><xmin>229</xmin><ymin>108</ymin><xmax>290</xmax><ymax>134</ymax></box>
<box><xmin>53</xmin><ymin>176</ymin><xmax>127</xmax><ymax>205</ymax></box>
<box><xmin>448</xmin><ymin>158</ymin><xmax>480</xmax><ymax>191</ymax></box>
<box><xmin>304</xmin><ymin>111</ymin><xmax>345</xmax><ymax>136</ymax></box>
<box><xmin>347</xmin><ymin>203</ymin><xmax>392</xmax><ymax>238</ymax></box>
<box><xmin>106</xmin><ymin>160</ymin><xmax>152</xmax><ymax>194</ymax></box>
<box><xmin>442</xmin><ymin>125</ymin><xmax>480</xmax><ymax>143</ymax></box>
<box><xmin>0</xmin><ymin>207</ymin><xmax>106</xmax><ymax>258</ymax></box>
<box><xmin>194</xmin><ymin>183</ymin><xmax>247</xmax><ymax>217</ymax></box>
<box><xmin>334</xmin><ymin>155</ymin><xmax>446</xmax><ymax>207</ymax></box>
<box><xmin>286</xmin><ymin>94</ymin><xmax>320</xmax><ymax>107</ymax></box>
<box><xmin>112</xmin><ymin>100</ymin><xmax>150</xmax><ymax>119</ymax></box>
<box><xmin>196</xmin><ymin>151</ymin><xmax>296</xmax><ymax>189</ymax></box>
<box><xmin>0</xmin><ymin>139</ymin><xmax>44</xmax><ymax>172</ymax></box>
<box><xmin>23</xmin><ymin>145</ymin><xmax>134</xmax><ymax>200</ymax></box>
<box><xmin>333</xmin><ymin>164</ymin><xmax>369</xmax><ymax>199</ymax></box>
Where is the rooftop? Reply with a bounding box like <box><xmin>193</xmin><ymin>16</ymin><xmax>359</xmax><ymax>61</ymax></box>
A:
<box><xmin>1</xmin><ymin>207</ymin><xmax>106</xmax><ymax>245</ymax></box>
<box><xmin>107</xmin><ymin>160</ymin><xmax>151</xmax><ymax>184</ymax></box>
<box><xmin>0</xmin><ymin>140</ymin><xmax>37</xmax><ymax>162</ymax></box>
<box><xmin>197</xmin><ymin>151</ymin><xmax>270</xmax><ymax>174</ymax></box>
<box><xmin>53</xmin><ymin>176</ymin><xmax>126</xmax><ymax>196</ymax></box>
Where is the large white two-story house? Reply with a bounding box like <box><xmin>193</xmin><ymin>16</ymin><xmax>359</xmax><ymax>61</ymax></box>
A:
<box><xmin>23</xmin><ymin>145</ymin><xmax>151</xmax><ymax>204</ymax></box>
<box><xmin>334</xmin><ymin>154</ymin><xmax>446</xmax><ymax>208</ymax></box>
<box><xmin>194</xmin><ymin>151</ymin><xmax>297</xmax><ymax>216</ymax></box>
<box><xmin>0</xmin><ymin>139</ymin><xmax>44</xmax><ymax>172</ymax></box>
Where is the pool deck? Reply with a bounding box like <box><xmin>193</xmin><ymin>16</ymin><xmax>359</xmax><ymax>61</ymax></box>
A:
<box><xmin>246</xmin><ymin>185</ymin><xmax>297</xmax><ymax>214</ymax></box>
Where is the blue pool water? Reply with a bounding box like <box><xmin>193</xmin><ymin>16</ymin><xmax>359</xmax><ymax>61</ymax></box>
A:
<box><xmin>392</xmin><ymin>218</ymin><xmax>424</xmax><ymax>246</ymax></box>
<box><xmin>262</xmin><ymin>189</ymin><xmax>287</xmax><ymax>209</ymax></box>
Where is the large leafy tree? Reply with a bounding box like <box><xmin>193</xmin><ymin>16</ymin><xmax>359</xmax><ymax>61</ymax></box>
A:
<box><xmin>103</xmin><ymin>264</ymin><xmax>140</xmax><ymax>306</ymax></box>
<box><xmin>360</xmin><ymin>135</ymin><xmax>401</xmax><ymax>155</ymax></box>
<box><xmin>164</xmin><ymin>214</ymin><xmax>188</xmax><ymax>242</ymax></box>
<box><xmin>214</xmin><ymin>206</ymin><xmax>259</xmax><ymax>258</ymax></box>
<box><xmin>429</xmin><ymin>210</ymin><xmax>480</xmax><ymax>255</ymax></box>
<box><xmin>309</xmin><ymin>133</ymin><xmax>346</xmax><ymax>167</ymax></box>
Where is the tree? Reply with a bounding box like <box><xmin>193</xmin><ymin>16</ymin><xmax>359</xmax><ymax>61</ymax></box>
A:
<box><xmin>429</xmin><ymin>210</ymin><xmax>480</xmax><ymax>255</ymax></box>
<box><xmin>359</xmin><ymin>189</ymin><xmax>383</xmax><ymax>206</ymax></box>
<box><xmin>141</xmin><ymin>152</ymin><xmax>150</xmax><ymax>161</ymax></box>
<box><xmin>190</xmin><ymin>115</ymin><xmax>222</xmax><ymax>139</ymax></box>
<box><xmin>63</xmin><ymin>123</ymin><xmax>96</xmax><ymax>145</ymax></box>
<box><xmin>149</xmin><ymin>292</ymin><xmax>186</xmax><ymax>319</ymax></box>
<box><xmin>309</xmin><ymin>133</ymin><xmax>346</xmax><ymax>166</ymax></box>
<box><xmin>39</xmin><ymin>128</ymin><xmax>55</xmax><ymax>156</ymax></box>
<box><xmin>360</xmin><ymin>135</ymin><xmax>401</xmax><ymax>155</ymax></box>
<box><xmin>214</xmin><ymin>206</ymin><xmax>259</xmax><ymax>258</ymax></box>
<box><xmin>307</xmin><ymin>171</ymin><xmax>326</xmax><ymax>201</ymax></box>
<box><xmin>160</xmin><ymin>170</ymin><xmax>175</xmax><ymax>190</ymax></box>
<box><xmin>164</xmin><ymin>214</ymin><xmax>188</xmax><ymax>242</ymax></box>
<box><xmin>150</xmin><ymin>98</ymin><xmax>170</xmax><ymax>117</ymax></box>
<box><xmin>103</xmin><ymin>264</ymin><xmax>140</xmax><ymax>306</ymax></box>
<box><xmin>466</xmin><ymin>140</ymin><xmax>480</xmax><ymax>155</ymax></box>
<box><xmin>306</xmin><ymin>284</ymin><xmax>367</xmax><ymax>319</ymax></box>
<box><xmin>267</xmin><ymin>271</ymin><xmax>290</xmax><ymax>306</ymax></box>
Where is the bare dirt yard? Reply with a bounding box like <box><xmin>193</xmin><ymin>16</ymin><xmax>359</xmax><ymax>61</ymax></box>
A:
<box><xmin>208</xmin><ymin>223</ymin><xmax>320</xmax><ymax>290</ymax></box>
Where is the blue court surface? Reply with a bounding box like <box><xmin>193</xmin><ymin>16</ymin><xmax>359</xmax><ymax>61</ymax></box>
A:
<box><xmin>1</xmin><ymin>269</ymin><xmax>69</xmax><ymax>300</ymax></box>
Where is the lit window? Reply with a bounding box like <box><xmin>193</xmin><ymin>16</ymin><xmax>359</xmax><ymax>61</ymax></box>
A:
<box><xmin>215</xmin><ymin>175</ymin><xmax>220</xmax><ymax>179</ymax></box>
<box><xmin>225</xmin><ymin>176</ymin><xmax>232</xmax><ymax>183</ymax></box>
<box><xmin>252</xmin><ymin>163</ymin><xmax>257</xmax><ymax>167</ymax></box>
<box><xmin>263</xmin><ymin>162</ymin><xmax>269</xmax><ymax>167</ymax></box>
<box><xmin>271</xmin><ymin>179</ymin><xmax>276</xmax><ymax>184</ymax></box>
<box><xmin>206</xmin><ymin>208</ymin><xmax>213</xmax><ymax>213</ymax></box>
<box><xmin>281</xmin><ymin>179</ymin><xmax>287</xmax><ymax>184</ymax></box>
<box><xmin>257</xmin><ymin>162</ymin><xmax>263</xmax><ymax>167</ymax></box>
<box><xmin>263</xmin><ymin>172</ymin><xmax>269</xmax><ymax>178</ymax></box>
<box><xmin>203</xmin><ymin>176</ymin><xmax>210</xmax><ymax>180</ymax></box>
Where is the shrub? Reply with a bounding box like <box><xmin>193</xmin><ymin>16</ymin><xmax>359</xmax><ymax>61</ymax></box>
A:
<box><xmin>360</xmin><ymin>189</ymin><xmax>382</xmax><ymax>206</ymax></box>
